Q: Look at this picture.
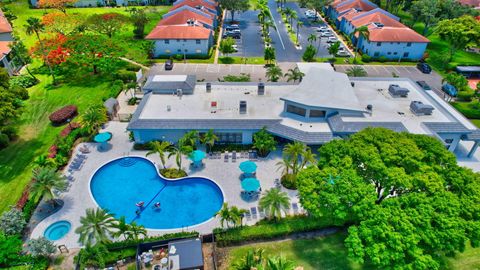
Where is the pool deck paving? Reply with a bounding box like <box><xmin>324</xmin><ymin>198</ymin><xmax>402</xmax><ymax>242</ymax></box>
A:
<box><xmin>29</xmin><ymin>121</ymin><xmax>300</xmax><ymax>249</ymax></box>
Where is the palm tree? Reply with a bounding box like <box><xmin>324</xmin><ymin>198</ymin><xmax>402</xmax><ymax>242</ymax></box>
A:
<box><xmin>201</xmin><ymin>129</ymin><xmax>218</xmax><ymax>153</ymax></box>
<box><xmin>284</xmin><ymin>8</ymin><xmax>294</xmax><ymax>25</ymax></box>
<box><xmin>75</xmin><ymin>208</ymin><xmax>116</xmax><ymax>246</ymax></box>
<box><xmin>345</xmin><ymin>66</ymin><xmax>368</xmax><ymax>77</ymax></box>
<box><xmin>352</xmin><ymin>26</ymin><xmax>369</xmax><ymax>61</ymax></box>
<box><xmin>258</xmin><ymin>8</ymin><xmax>270</xmax><ymax>25</ymax></box>
<box><xmin>30</xmin><ymin>167</ymin><xmax>67</xmax><ymax>207</ymax></box>
<box><xmin>180</xmin><ymin>130</ymin><xmax>199</xmax><ymax>148</ymax></box>
<box><xmin>229</xmin><ymin>206</ymin><xmax>248</xmax><ymax>228</ymax></box>
<box><xmin>24</xmin><ymin>17</ymin><xmax>56</xmax><ymax>85</ymax></box>
<box><xmin>128</xmin><ymin>221</ymin><xmax>147</xmax><ymax>241</ymax></box>
<box><xmin>289</xmin><ymin>11</ymin><xmax>297</xmax><ymax>30</ymax></box>
<box><xmin>146</xmin><ymin>141</ymin><xmax>172</xmax><ymax>169</ymax></box>
<box><xmin>259</xmin><ymin>188</ymin><xmax>290</xmax><ymax>221</ymax></box>
<box><xmin>113</xmin><ymin>216</ymin><xmax>131</xmax><ymax>240</ymax></box>
<box><xmin>234</xmin><ymin>248</ymin><xmax>265</xmax><ymax>270</ymax></box>
<box><xmin>283</xmin><ymin>141</ymin><xmax>306</xmax><ymax>176</ymax></box>
<box><xmin>266</xmin><ymin>256</ymin><xmax>295</xmax><ymax>270</ymax></box>
<box><xmin>216</xmin><ymin>203</ymin><xmax>232</xmax><ymax>228</ymax></box>
<box><xmin>80</xmin><ymin>105</ymin><xmax>108</xmax><ymax>134</ymax></box>
<box><xmin>276</xmin><ymin>157</ymin><xmax>291</xmax><ymax>177</ymax></box>
<box><xmin>266</xmin><ymin>65</ymin><xmax>283</xmax><ymax>82</ymax></box>
<box><xmin>263</xmin><ymin>19</ymin><xmax>276</xmax><ymax>36</ymax></box>
<box><xmin>295</xmin><ymin>20</ymin><xmax>303</xmax><ymax>45</ymax></box>
<box><xmin>283</xmin><ymin>67</ymin><xmax>305</xmax><ymax>83</ymax></box>
<box><xmin>307</xmin><ymin>33</ymin><xmax>316</xmax><ymax>45</ymax></box>
<box><xmin>300</xmin><ymin>148</ymin><xmax>317</xmax><ymax>168</ymax></box>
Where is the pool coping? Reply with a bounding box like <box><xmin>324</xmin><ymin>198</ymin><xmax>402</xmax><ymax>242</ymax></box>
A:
<box><xmin>87</xmin><ymin>155</ymin><xmax>227</xmax><ymax>232</ymax></box>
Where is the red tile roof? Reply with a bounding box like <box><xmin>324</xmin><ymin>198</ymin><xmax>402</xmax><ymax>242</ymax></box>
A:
<box><xmin>171</xmin><ymin>1</ymin><xmax>216</xmax><ymax>17</ymax></box>
<box><xmin>146</xmin><ymin>25</ymin><xmax>212</xmax><ymax>40</ymax></box>
<box><xmin>0</xmin><ymin>41</ymin><xmax>12</xmax><ymax>57</ymax></box>
<box><xmin>351</xmin><ymin>11</ymin><xmax>404</xmax><ymax>28</ymax></box>
<box><xmin>366</xmin><ymin>26</ymin><xmax>429</xmax><ymax>43</ymax></box>
<box><xmin>0</xmin><ymin>10</ymin><xmax>13</xmax><ymax>34</ymax></box>
<box><xmin>338</xmin><ymin>8</ymin><xmax>363</xmax><ymax>21</ymax></box>
<box><xmin>335</xmin><ymin>0</ymin><xmax>376</xmax><ymax>13</ymax></box>
<box><xmin>173</xmin><ymin>0</ymin><xmax>217</xmax><ymax>10</ymax></box>
<box><xmin>159</xmin><ymin>9</ymin><xmax>214</xmax><ymax>27</ymax></box>
<box><xmin>457</xmin><ymin>0</ymin><xmax>480</xmax><ymax>8</ymax></box>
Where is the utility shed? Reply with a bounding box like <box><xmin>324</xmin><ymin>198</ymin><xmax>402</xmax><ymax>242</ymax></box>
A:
<box><xmin>103</xmin><ymin>97</ymin><xmax>119</xmax><ymax>119</ymax></box>
<box><xmin>168</xmin><ymin>238</ymin><xmax>204</xmax><ymax>270</ymax></box>
<box><xmin>142</xmin><ymin>74</ymin><xmax>196</xmax><ymax>94</ymax></box>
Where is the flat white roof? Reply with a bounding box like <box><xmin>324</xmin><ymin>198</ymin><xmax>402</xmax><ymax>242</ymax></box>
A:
<box><xmin>152</xmin><ymin>75</ymin><xmax>188</xmax><ymax>82</ymax></box>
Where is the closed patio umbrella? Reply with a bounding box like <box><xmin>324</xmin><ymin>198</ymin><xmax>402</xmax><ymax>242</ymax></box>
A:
<box><xmin>189</xmin><ymin>150</ymin><xmax>206</xmax><ymax>163</ymax></box>
<box><xmin>239</xmin><ymin>160</ymin><xmax>257</xmax><ymax>174</ymax></box>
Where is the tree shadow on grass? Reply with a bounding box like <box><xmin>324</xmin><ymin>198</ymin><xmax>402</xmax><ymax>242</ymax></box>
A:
<box><xmin>219</xmin><ymin>57</ymin><xmax>235</xmax><ymax>64</ymax></box>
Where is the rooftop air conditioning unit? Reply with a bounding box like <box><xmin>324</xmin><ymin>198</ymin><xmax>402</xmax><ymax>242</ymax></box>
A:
<box><xmin>206</xmin><ymin>82</ymin><xmax>211</xmax><ymax>93</ymax></box>
<box><xmin>239</xmin><ymin>101</ymin><xmax>247</xmax><ymax>114</ymax></box>
<box><xmin>410</xmin><ymin>101</ymin><xmax>434</xmax><ymax>115</ymax></box>
<box><xmin>176</xmin><ymin>89</ymin><xmax>183</xmax><ymax>97</ymax></box>
<box><xmin>258</xmin><ymin>83</ymin><xmax>265</xmax><ymax>95</ymax></box>
<box><xmin>388</xmin><ymin>84</ymin><xmax>409</xmax><ymax>97</ymax></box>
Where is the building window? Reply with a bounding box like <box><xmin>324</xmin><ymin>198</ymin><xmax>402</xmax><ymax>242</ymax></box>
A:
<box><xmin>393</xmin><ymin>52</ymin><xmax>398</xmax><ymax>55</ymax></box>
<box><xmin>165</xmin><ymin>39</ymin><xmax>169</xmax><ymax>44</ymax></box>
<box><xmin>403</xmin><ymin>52</ymin><xmax>409</xmax><ymax>58</ymax></box>
<box><xmin>390</xmin><ymin>42</ymin><xmax>393</xmax><ymax>44</ymax></box>
<box><xmin>183</xmin><ymin>39</ymin><xmax>187</xmax><ymax>42</ymax></box>
<box><xmin>387</xmin><ymin>52</ymin><xmax>391</xmax><ymax>55</ymax></box>
<box><xmin>215</xmin><ymin>132</ymin><xmax>242</xmax><ymax>143</ymax></box>
<box><xmin>374</xmin><ymin>52</ymin><xmax>380</xmax><ymax>57</ymax></box>
<box><xmin>407</xmin><ymin>42</ymin><xmax>412</xmax><ymax>47</ymax></box>
<box><xmin>376</xmin><ymin>42</ymin><xmax>381</xmax><ymax>46</ymax></box>
<box><xmin>195</xmin><ymin>49</ymin><xmax>202</xmax><ymax>53</ymax></box>
<box><xmin>177</xmin><ymin>39</ymin><xmax>180</xmax><ymax>42</ymax></box>
<box><xmin>177</xmin><ymin>49</ymin><xmax>181</xmax><ymax>52</ymax></box>
<box><xmin>165</xmin><ymin>50</ymin><xmax>171</xmax><ymax>54</ymax></box>
<box><xmin>309</xmin><ymin>110</ymin><xmax>326</xmax><ymax>118</ymax></box>
<box><xmin>445</xmin><ymin>138</ymin><xmax>453</xmax><ymax>144</ymax></box>
<box><xmin>397</xmin><ymin>42</ymin><xmax>400</xmax><ymax>44</ymax></box>
<box><xmin>196</xmin><ymin>39</ymin><xmax>201</xmax><ymax>44</ymax></box>
<box><xmin>286</xmin><ymin>104</ymin><xmax>307</xmax><ymax>117</ymax></box>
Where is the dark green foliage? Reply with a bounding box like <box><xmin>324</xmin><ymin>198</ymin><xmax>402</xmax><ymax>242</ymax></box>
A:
<box><xmin>377</xmin><ymin>56</ymin><xmax>388</xmax><ymax>62</ymax></box>
<box><xmin>160</xmin><ymin>168</ymin><xmax>188</xmax><ymax>178</ymax></box>
<box><xmin>222</xmin><ymin>73</ymin><xmax>251</xmax><ymax>82</ymax></box>
<box><xmin>361</xmin><ymin>54</ymin><xmax>372</xmax><ymax>62</ymax></box>
<box><xmin>280</xmin><ymin>173</ymin><xmax>296</xmax><ymax>190</ymax></box>
<box><xmin>0</xmin><ymin>133</ymin><xmax>9</xmax><ymax>149</ymax></box>
<box><xmin>451</xmin><ymin>102</ymin><xmax>480</xmax><ymax>118</ymax></box>
<box><xmin>456</xmin><ymin>90</ymin><xmax>475</xmax><ymax>102</ymax></box>
<box><xmin>302</xmin><ymin>44</ymin><xmax>317</xmax><ymax>62</ymax></box>
<box><xmin>127</xmin><ymin>97</ymin><xmax>138</xmax><ymax>105</ymax></box>
<box><xmin>10</xmin><ymin>75</ymin><xmax>38</xmax><ymax>89</ymax></box>
<box><xmin>75</xmin><ymin>244</ymin><xmax>109</xmax><ymax>269</ymax></box>
<box><xmin>214</xmin><ymin>215</ymin><xmax>334</xmax><ymax>247</ymax></box>
<box><xmin>103</xmin><ymin>231</ymin><xmax>199</xmax><ymax>250</ymax></box>
<box><xmin>253</xmin><ymin>127</ymin><xmax>276</xmax><ymax>157</ymax></box>
<box><xmin>115</xmin><ymin>70</ymin><xmax>136</xmax><ymax>83</ymax></box>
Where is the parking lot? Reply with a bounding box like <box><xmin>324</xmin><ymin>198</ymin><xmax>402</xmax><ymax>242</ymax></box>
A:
<box><xmin>222</xmin><ymin>11</ymin><xmax>264</xmax><ymax>58</ymax></box>
<box><xmin>336</xmin><ymin>64</ymin><xmax>444</xmax><ymax>96</ymax></box>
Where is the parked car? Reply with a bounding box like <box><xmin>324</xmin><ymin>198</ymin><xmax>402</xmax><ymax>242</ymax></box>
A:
<box><xmin>320</xmin><ymin>32</ymin><xmax>333</xmax><ymax>37</ymax></box>
<box><xmin>417</xmin><ymin>63</ymin><xmax>432</xmax><ymax>74</ymax></box>
<box><xmin>416</xmin><ymin>80</ymin><xmax>431</xmax><ymax>90</ymax></box>
<box><xmin>316</xmin><ymin>27</ymin><xmax>329</xmax><ymax>32</ymax></box>
<box><xmin>442</xmin><ymin>83</ymin><xmax>458</xmax><ymax>96</ymax></box>
<box><xmin>337</xmin><ymin>50</ymin><xmax>350</xmax><ymax>57</ymax></box>
<box><xmin>305</xmin><ymin>10</ymin><xmax>316</xmax><ymax>16</ymax></box>
<box><xmin>223</xmin><ymin>31</ymin><xmax>241</xmax><ymax>39</ymax></box>
<box><xmin>165</xmin><ymin>59</ymin><xmax>173</xmax><ymax>70</ymax></box>
<box><xmin>226</xmin><ymin>25</ymin><xmax>240</xmax><ymax>31</ymax></box>
<box><xmin>327</xmin><ymin>37</ymin><xmax>338</xmax><ymax>43</ymax></box>
<box><xmin>306</xmin><ymin>14</ymin><xmax>318</xmax><ymax>20</ymax></box>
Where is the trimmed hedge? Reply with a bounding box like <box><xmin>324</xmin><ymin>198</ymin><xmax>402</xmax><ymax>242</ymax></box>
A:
<box><xmin>451</xmin><ymin>102</ymin><xmax>480</xmax><ymax>119</ymax></box>
<box><xmin>213</xmin><ymin>215</ymin><xmax>336</xmax><ymax>247</ymax></box>
<box><xmin>104</xmin><ymin>231</ymin><xmax>199</xmax><ymax>250</ymax></box>
<box><xmin>48</xmin><ymin>105</ymin><xmax>78</xmax><ymax>125</ymax></box>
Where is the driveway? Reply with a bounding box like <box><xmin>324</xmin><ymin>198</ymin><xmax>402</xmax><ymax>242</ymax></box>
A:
<box><xmin>223</xmin><ymin>10</ymin><xmax>265</xmax><ymax>58</ymax></box>
<box><xmin>336</xmin><ymin>64</ymin><xmax>444</xmax><ymax>96</ymax></box>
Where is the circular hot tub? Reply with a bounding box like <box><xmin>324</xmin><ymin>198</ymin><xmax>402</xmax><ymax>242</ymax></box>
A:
<box><xmin>43</xmin><ymin>220</ymin><xmax>71</xmax><ymax>241</ymax></box>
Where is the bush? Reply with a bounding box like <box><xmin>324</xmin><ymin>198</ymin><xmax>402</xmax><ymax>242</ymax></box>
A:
<box><xmin>456</xmin><ymin>90</ymin><xmax>475</xmax><ymax>102</ymax></box>
<box><xmin>0</xmin><ymin>133</ymin><xmax>9</xmax><ymax>149</ymax></box>
<box><xmin>451</xmin><ymin>102</ymin><xmax>480</xmax><ymax>119</ymax></box>
<box><xmin>128</xmin><ymin>97</ymin><xmax>138</xmax><ymax>105</ymax></box>
<box><xmin>378</xmin><ymin>56</ymin><xmax>388</xmax><ymax>63</ymax></box>
<box><xmin>1</xmin><ymin>125</ymin><xmax>18</xmax><ymax>141</ymax></box>
<box><xmin>109</xmin><ymin>80</ymin><xmax>124</xmax><ymax>98</ymax></box>
<box><xmin>160</xmin><ymin>168</ymin><xmax>187</xmax><ymax>179</ymax></box>
<box><xmin>133</xmin><ymin>142</ymin><xmax>154</xmax><ymax>150</ymax></box>
<box><xmin>115</xmin><ymin>70</ymin><xmax>136</xmax><ymax>83</ymax></box>
<box><xmin>0</xmin><ymin>208</ymin><xmax>26</xmax><ymax>235</ymax></box>
<box><xmin>222</xmin><ymin>73</ymin><xmax>251</xmax><ymax>82</ymax></box>
<box><xmin>281</xmin><ymin>174</ymin><xmax>297</xmax><ymax>190</ymax></box>
<box><xmin>10</xmin><ymin>75</ymin><xmax>38</xmax><ymax>88</ymax></box>
<box><xmin>214</xmin><ymin>215</ymin><xmax>336</xmax><ymax>247</ymax></box>
<box><xmin>48</xmin><ymin>105</ymin><xmax>78</xmax><ymax>125</ymax></box>
<box><xmin>103</xmin><ymin>231</ymin><xmax>199</xmax><ymax>250</ymax></box>
<box><xmin>361</xmin><ymin>54</ymin><xmax>372</xmax><ymax>63</ymax></box>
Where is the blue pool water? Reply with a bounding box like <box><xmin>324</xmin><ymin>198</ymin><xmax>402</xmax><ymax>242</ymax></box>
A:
<box><xmin>90</xmin><ymin>157</ymin><xmax>224</xmax><ymax>229</ymax></box>
<box><xmin>44</xmin><ymin>220</ymin><xmax>71</xmax><ymax>241</ymax></box>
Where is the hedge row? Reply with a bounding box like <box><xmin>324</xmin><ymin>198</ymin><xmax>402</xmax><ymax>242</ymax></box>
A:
<box><xmin>104</xmin><ymin>231</ymin><xmax>199</xmax><ymax>250</ymax></box>
<box><xmin>213</xmin><ymin>215</ymin><xmax>336</xmax><ymax>247</ymax></box>
<box><xmin>48</xmin><ymin>105</ymin><xmax>78</xmax><ymax>125</ymax></box>
<box><xmin>451</xmin><ymin>102</ymin><xmax>480</xmax><ymax>119</ymax></box>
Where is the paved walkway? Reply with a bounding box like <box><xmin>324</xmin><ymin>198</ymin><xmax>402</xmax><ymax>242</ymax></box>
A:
<box><xmin>119</xmin><ymin>57</ymin><xmax>150</xmax><ymax>70</ymax></box>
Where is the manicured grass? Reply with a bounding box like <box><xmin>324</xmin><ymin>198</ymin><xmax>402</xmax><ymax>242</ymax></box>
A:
<box><xmin>469</xmin><ymin>119</ymin><xmax>480</xmax><ymax>128</ymax></box>
<box><xmin>0</xmin><ymin>73</ymin><xmax>115</xmax><ymax>213</ymax></box>
<box><xmin>224</xmin><ymin>233</ymin><xmax>369</xmax><ymax>270</ymax></box>
<box><xmin>446</xmin><ymin>243</ymin><xmax>480</xmax><ymax>270</ymax></box>
<box><xmin>6</xmin><ymin>1</ymin><xmax>169</xmax><ymax>64</ymax></box>
<box><xmin>219</xmin><ymin>56</ymin><xmax>265</xmax><ymax>64</ymax></box>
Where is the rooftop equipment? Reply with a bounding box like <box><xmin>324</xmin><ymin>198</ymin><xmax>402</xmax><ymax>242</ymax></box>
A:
<box><xmin>258</xmin><ymin>83</ymin><xmax>265</xmax><ymax>95</ymax></box>
<box><xmin>410</xmin><ymin>101</ymin><xmax>434</xmax><ymax>115</ymax></box>
<box><xmin>239</xmin><ymin>101</ymin><xmax>247</xmax><ymax>114</ymax></box>
<box><xmin>388</xmin><ymin>84</ymin><xmax>409</xmax><ymax>97</ymax></box>
<box><xmin>206</xmin><ymin>83</ymin><xmax>211</xmax><ymax>93</ymax></box>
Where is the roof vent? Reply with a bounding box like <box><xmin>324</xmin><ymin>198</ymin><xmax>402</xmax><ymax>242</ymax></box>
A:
<box><xmin>187</xmin><ymin>19</ymin><xmax>195</xmax><ymax>26</ymax></box>
<box><xmin>176</xmin><ymin>89</ymin><xmax>183</xmax><ymax>97</ymax></box>
<box><xmin>410</xmin><ymin>101</ymin><xmax>434</xmax><ymax>115</ymax></box>
<box><xmin>373</xmin><ymin>22</ymin><xmax>384</xmax><ymax>28</ymax></box>
<box><xmin>167</xmin><ymin>105</ymin><xmax>171</xmax><ymax>111</ymax></box>
<box><xmin>366</xmin><ymin>104</ymin><xmax>373</xmax><ymax>111</ymax></box>
<box><xmin>239</xmin><ymin>100</ymin><xmax>247</xmax><ymax>114</ymax></box>
<box><xmin>351</xmin><ymin>82</ymin><xmax>355</xmax><ymax>87</ymax></box>
<box><xmin>195</xmin><ymin>5</ymin><xmax>203</xmax><ymax>9</ymax></box>
<box><xmin>258</xmin><ymin>83</ymin><xmax>265</xmax><ymax>95</ymax></box>
<box><xmin>388</xmin><ymin>84</ymin><xmax>409</xmax><ymax>97</ymax></box>
<box><xmin>206</xmin><ymin>82</ymin><xmax>211</xmax><ymax>92</ymax></box>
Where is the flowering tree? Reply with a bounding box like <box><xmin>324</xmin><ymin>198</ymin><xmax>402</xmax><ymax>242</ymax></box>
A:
<box><xmin>86</xmin><ymin>13</ymin><xmax>128</xmax><ymax>38</ymax></box>
<box><xmin>42</xmin><ymin>12</ymin><xmax>83</xmax><ymax>35</ymax></box>
<box><xmin>38</xmin><ymin>0</ymin><xmax>78</xmax><ymax>14</ymax></box>
<box><xmin>31</xmin><ymin>34</ymin><xmax>70</xmax><ymax>67</ymax></box>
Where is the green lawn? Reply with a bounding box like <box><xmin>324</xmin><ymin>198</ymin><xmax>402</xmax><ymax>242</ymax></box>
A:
<box><xmin>219</xmin><ymin>56</ymin><xmax>265</xmax><ymax>64</ymax></box>
<box><xmin>0</xmin><ymin>1</ymin><xmax>170</xmax><ymax>213</ymax></box>
<box><xmin>224</xmin><ymin>233</ymin><xmax>480</xmax><ymax>270</ymax></box>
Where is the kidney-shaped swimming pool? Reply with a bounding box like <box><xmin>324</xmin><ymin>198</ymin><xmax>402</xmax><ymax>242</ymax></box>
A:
<box><xmin>90</xmin><ymin>157</ymin><xmax>224</xmax><ymax>229</ymax></box>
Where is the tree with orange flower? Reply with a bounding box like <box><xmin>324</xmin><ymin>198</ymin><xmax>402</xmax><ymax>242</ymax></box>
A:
<box><xmin>38</xmin><ymin>0</ymin><xmax>78</xmax><ymax>14</ymax></box>
<box><xmin>86</xmin><ymin>13</ymin><xmax>128</xmax><ymax>38</ymax></box>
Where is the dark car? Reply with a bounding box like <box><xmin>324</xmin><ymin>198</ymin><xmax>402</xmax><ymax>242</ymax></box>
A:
<box><xmin>442</xmin><ymin>83</ymin><xmax>458</xmax><ymax>97</ymax></box>
<box><xmin>165</xmin><ymin>59</ymin><xmax>174</xmax><ymax>70</ymax></box>
<box><xmin>417</xmin><ymin>63</ymin><xmax>432</xmax><ymax>74</ymax></box>
<box><xmin>223</xmin><ymin>31</ymin><xmax>241</xmax><ymax>39</ymax></box>
<box><xmin>416</xmin><ymin>80</ymin><xmax>431</xmax><ymax>90</ymax></box>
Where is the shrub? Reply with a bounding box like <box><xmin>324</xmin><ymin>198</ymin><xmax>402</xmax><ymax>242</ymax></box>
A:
<box><xmin>361</xmin><ymin>54</ymin><xmax>371</xmax><ymax>63</ymax></box>
<box><xmin>451</xmin><ymin>102</ymin><xmax>480</xmax><ymax>119</ymax></box>
<box><xmin>48</xmin><ymin>145</ymin><xmax>58</xmax><ymax>158</ymax></box>
<box><xmin>211</xmin><ymin>144</ymin><xmax>253</xmax><ymax>152</ymax></box>
<box><xmin>0</xmin><ymin>208</ymin><xmax>26</xmax><ymax>235</ymax></box>
<box><xmin>16</xmin><ymin>186</ymin><xmax>30</xmax><ymax>210</ymax></box>
<box><xmin>60</xmin><ymin>122</ymin><xmax>80</xmax><ymax>137</ymax></box>
<box><xmin>456</xmin><ymin>90</ymin><xmax>475</xmax><ymax>102</ymax></box>
<box><xmin>48</xmin><ymin>105</ymin><xmax>78</xmax><ymax>125</ymax></box>
<box><xmin>22</xmin><ymin>199</ymin><xmax>37</xmax><ymax>221</ymax></box>
<box><xmin>103</xmin><ymin>231</ymin><xmax>199</xmax><ymax>250</ymax></box>
<box><xmin>10</xmin><ymin>75</ymin><xmax>38</xmax><ymax>88</ymax></box>
<box><xmin>115</xmin><ymin>70</ymin><xmax>136</xmax><ymax>83</ymax></box>
<box><xmin>128</xmin><ymin>97</ymin><xmax>138</xmax><ymax>105</ymax></box>
<box><xmin>0</xmin><ymin>133</ymin><xmax>9</xmax><ymax>149</ymax></box>
<box><xmin>133</xmin><ymin>142</ymin><xmax>154</xmax><ymax>150</ymax></box>
<box><xmin>281</xmin><ymin>174</ymin><xmax>297</xmax><ymax>190</ymax></box>
<box><xmin>1</xmin><ymin>125</ymin><xmax>18</xmax><ymax>140</ymax></box>
<box><xmin>109</xmin><ymin>80</ymin><xmax>124</xmax><ymax>98</ymax></box>
<box><xmin>223</xmin><ymin>73</ymin><xmax>251</xmax><ymax>82</ymax></box>
<box><xmin>214</xmin><ymin>215</ymin><xmax>336</xmax><ymax>247</ymax></box>
<box><xmin>160</xmin><ymin>168</ymin><xmax>187</xmax><ymax>179</ymax></box>
<box><xmin>25</xmin><ymin>237</ymin><xmax>56</xmax><ymax>257</ymax></box>
<box><xmin>378</xmin><ymin>56</ymin><xmax>388</xmax><ymax>62</ymax></box>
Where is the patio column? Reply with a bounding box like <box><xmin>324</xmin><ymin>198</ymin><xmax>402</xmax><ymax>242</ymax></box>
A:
<box><xmin>467</xmin><ymin>141</ymin><xmax>480</xmax><ymax>158</ymax></box>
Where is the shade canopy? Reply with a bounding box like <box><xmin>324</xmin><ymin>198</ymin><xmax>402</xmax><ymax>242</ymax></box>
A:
<box><xmin>239</xmin><ymin>160</ymin><xmax>257</xmax><ymax>174</ymax></box>
<box><xmin>189</xmin><ymin>150</ymin><xmax>206</xmax><ymax>162</ymax></box>
<box><xmin>241</xmin><ymin>178</ymin><xmax>260</xmax><ymax>192</ymax></box>
<box><xmin>94</xmin><ymin>132</ymin><xmax>112</xmax><ymax>143</ymax></box>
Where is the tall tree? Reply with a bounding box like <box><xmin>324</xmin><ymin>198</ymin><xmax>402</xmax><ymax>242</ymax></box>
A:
<box><xmin>409</xmin><ymin>0</ymin><xmax>440</xmax><ymax>35</ymax></box>
<box><xmin>201</xmin><ymin>129</ymin><xmax>218</xmax><ymax>153</ymax></box>
<box><xmin>302</xmin><ymin>44</ymin><xmax>317</xmax><ymax>62</ymax></box>
<box><xmin>252</xmin><ymin>127</ymin><xmax>276</xmax><ymax>157</ymax></box>
<box><xmin>259</xmin><ymin>188</ymin><xmax>290</xmax><ymax>221</ymax></box>
<box><xmin>129</xmin><ymin>8</ymin><xmax>149</xmax><ymax>39</ymax></box>
<box><xmin>30</xmin><ymin>167</ymin><xmax>67</xmax><ymax>207</ymax></box>
<box><xmin>219</xmin><ymin>37</ymin><xmax>236</xmax><ymax>57</ymax></box>
<box><xmin>37</xmin><ymin>0</ymin><xmax>78</xmax><ymax>14</ymax></box>
<box><xmin>435</xmin><ymin>15</ymin><xmax>480</xmax><ymax>61</ymax></box>
<box><xmin>146</xmin><ymin>141</ymin><xmax>172</xmax><ymax>169</ymax></box>
<box><xmin>352</xmin><ymin>25</ymin><xmax>369</xmax><ymax>61</ymax></box>
<box><xmin>41</xmin><ymin>12</ymin><xmax>83</xmax><ymax>35</ymax></box>
<box><xmin>24</xmin><ymin>17</ymin><xmax>56</xmax><ymax>85</ymax></box>
<box><xmin>87</xmin><ymin>13</ymin><xmax>128</xmax><ymax>38</ymax></box>
<box><xmin>264</xmin><ymin>46</ymin><xmax>276</xmax><ymax>65</ymax></box>
<box><xmin>9</xmin><ymin>38</ymin><xmax>37</xmax><ymax>81</ymax></box>
<box><xmin>219</xmin><ymin>0</ymin><xmax>250</xmax><ymax>21</ymax></box>
<box><xmin>75</xmin><ymin>208</ymin><xmax>117</xmax><ymax>246</ymax></box>
<box><xmin>127</xmin><ymin>221</ymin><xmax>147</xmax><ymax>241</ymax></box>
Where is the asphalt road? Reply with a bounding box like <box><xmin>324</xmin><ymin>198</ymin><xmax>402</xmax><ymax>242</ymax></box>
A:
<box><xmin>223</xmin><ymin>11</ymin><xmax>265</xmax><ymax>58</ymax></box>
